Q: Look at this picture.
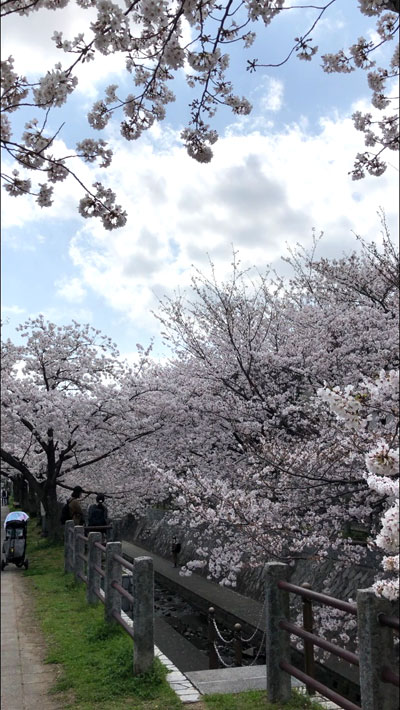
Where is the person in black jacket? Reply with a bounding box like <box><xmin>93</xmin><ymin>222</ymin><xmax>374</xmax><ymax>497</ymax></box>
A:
<box><xmin>172</xmin><ymin>537</ymin><xmax>181</xmax><ymax>568</ymax></box>
<box><xmin>87</xmin><ymin>493</ymin><xmax>108</xmax><ymax>528</ymax></box>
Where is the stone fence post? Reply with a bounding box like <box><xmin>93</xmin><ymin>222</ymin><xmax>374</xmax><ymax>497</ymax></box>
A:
<box><xmin>111</xmin><ymin>518</ymin><xmax>122</xmax><ymax>542</ymax></box>
<box><xmin>105</xmin><ymin>541</ymin><xmax>122</xmax><ymax>623</ymax></box>
<box><xmin>133</xmin><ymin>556</ymin><xmax>154</xmax><ymax>675</ymax></box>
<box><xmin>357</xmin><ymin>588</ymin><xmax>399</xmax><ymax>710</ymax></box>
<box><xmin>264</xmin><ymin>561</ymin><xmax>291</xmax><ymax>703</ymax></box>
<box><xmin>74</xmin><ymin>525</ymin><xmax>85</xmax><ymax>584</ymax></box>
<box><xmin>87</xmin><ymin>532</ymin><xmax>102</xmax><ymax>604</ymax></box>
<box><xmin>64</xmin><ymin>520</ymin><xmax>74</xmax><ymax>573</ymax></box>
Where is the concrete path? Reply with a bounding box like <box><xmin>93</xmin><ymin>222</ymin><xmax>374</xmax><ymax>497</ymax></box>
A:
<box><xmin>1</xmin><ymin>505</ymin><xmax>64</xmax><ymax>710</ymax></box>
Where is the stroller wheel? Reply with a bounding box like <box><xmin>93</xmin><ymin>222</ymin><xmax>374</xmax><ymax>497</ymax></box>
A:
<box><xmin>23</xmin><ymin>559</ymin><xmax>29</xmax><ymax>570</ymax></box>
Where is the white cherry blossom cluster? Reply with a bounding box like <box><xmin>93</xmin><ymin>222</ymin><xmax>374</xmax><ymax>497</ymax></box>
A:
<box><xmin>319</xmin><ymin>368</ymin><xmax>399</xmax><ymax>600</ymax></box>
<box><xmin>349</xmin><ymin>36</ymin><xmax>375</xmax><ymax>69</ymax></box>
<box><xmin>352</xmin><ymin>151</ymin><xmax>387</xmax><ymax>179</ymax></box>
<box><xmin>51</xmin><ymin>31</ymin><xmax>93</xmax><ymax>58</ymax></box>
<box><xmin>78</xmin><ymin>181</ymin><xmax>127</xmax><ymax>230</ymax></box>
<box><xmin>297</xmin><ymin>41</ymin><xmax>318</xmax><ymax>62</ymax></box>
<box><xmin>321</xmin><ymin>50</ymin><xmax>354</xmax><ymax>74</ymax></box>
<box><xmin>225</xmin><ymin>95</ymin><xmax>252</xmax><ymax>115</ymax></box>
<box><xmin>33</xmin><ymin>63</ymin><xmax>78</xmax><ymax>108</ymax></box>
<box><xmin>187</xmin><ymin>49</ymin><xmax>222</xmax><ymax>73</ymax></box>
<box><xmin>87</xmin><ymin>100</ymin><xmax>111</xmax><ymax>129</ymax></box>
<box><xmin>359</xmin><ymin>1</ymin><xmax>398</xmax><ymax>17</ymax></box>
<box><xmin>76</xmin><ymin>138</ymin><xmax>113</xmax><ymax>167</ymax></box>
<box><xmin>1</xmin><ymin>56</ymin><xmax>29</xmax><ymax>112</ymax></box>
<box><xmin>91</xmin><ymin>0</ymin><xmax>130</xmax><ymax>54</ymax></box>
<box><xmin>366</xmin><ymin>440</ymin><xmax>399</xmax><ymax>477</ymax></box>
<box><xmin>36</xmin><ymin>183</ymin><xmax>54</xmax><ymax>207</ymax></box>
<box><xmin>245</xmin><ymin>0</ymin><xmax>284</xmax><ymax>25</ymax></box>
<box><xmin>375</xmin><ymin>500</ymin><xmax>399</xmax><ymax>554</ymax></box>
<box><xmin>47</xmin><ymin>160</ymin><xmax>69</xmax><ymax>183</ymax></box>
<box><xmin>4</xmin><ymin>169</ymin><xmax>31</xmax><ymax>196</ymax></box>
<box><xmin>163</xmin><ymin>35</ymin><xmax>185</xmax><ymax>70</ymax></box>
<box><xmin>140</xmin><ymin>0</ymin><xmax>168</xmax><ymax>26</ymax></box>
<box><xmin>0</xmin><ymin>114</ymin><xmax>12</xmax><ymax>142</ymax></box>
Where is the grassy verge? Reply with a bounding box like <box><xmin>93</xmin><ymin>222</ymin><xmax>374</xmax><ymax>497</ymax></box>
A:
<box><xmin>22</xmin><ymin>521</ymin><xmax>324</xmax><ymax>710</ymax></box>
<box><xmin>204</xmin><ymin>690</ymin><xmax>324</xmax><ymax>710</ymax></box>
<box><xmin>22</xmin><ymin>522</ymin><xmax>182</xmax><ymax>710</ymax></box>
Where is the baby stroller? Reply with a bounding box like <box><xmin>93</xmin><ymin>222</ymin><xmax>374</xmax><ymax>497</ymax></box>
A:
<box><xmin>2</xmin><ymin>511</ymin><xmax>29</xmax><ymax>571</ymax></box>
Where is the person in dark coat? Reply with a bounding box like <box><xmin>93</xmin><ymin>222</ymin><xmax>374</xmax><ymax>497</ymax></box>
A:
<box><xmin>69</xmin><ymin>486</ymin><xmax>85</xmax><ymax>525</ymax></box>
<box><xmin>87</xmin><ymin>493</ymin><xmax>108</xmax><ymax>528</ymax></box>
<box><xmin>172</xmin><ymin>537</ymin><xmax>181</xmax><ymax>568</ymax></box>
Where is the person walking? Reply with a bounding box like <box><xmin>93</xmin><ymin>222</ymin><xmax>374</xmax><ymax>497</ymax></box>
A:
<box><xmin>171</xmin><ymin>537</ymin><xmax>181</xmax><ymax>568</ymax></box>
<box><xmin>88</xmin><ymin>493</ymin><xmax>108</xmax><ymax>526</ymax></box>
<box><xmin>87</xmin><ymin>493</ymin><xmax>108</xmax><ymax>540</ymax></box>
<box><xmin>69</xmin><ymin>486</ymin><xmax>85</xmax><ymax>525</ymax></box>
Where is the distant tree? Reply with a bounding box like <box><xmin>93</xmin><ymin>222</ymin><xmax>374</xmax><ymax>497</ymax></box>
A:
<box><xmin>1</xmin><ymin>0</ymin><xmax>398</xmax><ymax>227</ymax></box>
<box><xmin>0</xmin><ymin>317</ymin><xmax>164</xmax><ymax>537</ymax></box>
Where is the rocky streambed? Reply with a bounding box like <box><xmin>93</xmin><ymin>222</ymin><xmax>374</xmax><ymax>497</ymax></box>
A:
<box><xmin>153</xmin><ymin>581</ymin><xmax>266</xmax><ymax>667</ymax></box>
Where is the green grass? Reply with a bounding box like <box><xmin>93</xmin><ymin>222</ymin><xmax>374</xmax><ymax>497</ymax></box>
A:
<box><xmin>204</xmin><ymin>689</ymin><xmax>324</xmax><ymax>709</ymax></box>
<box><xmin>22</xmin><ymin>522</ymin><xmax>182</xmax><ymax>710</ymax></box>
<box><xmin>22</xmin><ymin>522</ymin><xmax>324</xmax><ymax>710</ymax></box>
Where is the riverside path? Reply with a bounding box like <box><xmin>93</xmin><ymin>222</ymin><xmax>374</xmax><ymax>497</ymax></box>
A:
<box><xmin>1</xmin><ymin>505</ymin><xmax>64</xmax><ymax>710</ymax></box>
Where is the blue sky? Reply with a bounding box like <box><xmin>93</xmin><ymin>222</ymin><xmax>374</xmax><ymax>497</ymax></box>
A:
<box><xmin>2</xmin><ymin>0</ymin><xmax>399</xmax><ymax>360</ymax></box>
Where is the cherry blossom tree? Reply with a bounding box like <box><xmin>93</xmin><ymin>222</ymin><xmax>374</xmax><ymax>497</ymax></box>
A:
<box><xmin>1</xmin><ymin>0</ymin><xmax>398</xmax><ymax>226</ymax></box>
<box><xmin>151</xmin><ymin>226</ymin><xmax>399</xmax><ymax>586</ymax></box>
<box><xmin>0</xmin><ymin>316</ymin><xmax>167</xmax><ymax>537</ymax></box>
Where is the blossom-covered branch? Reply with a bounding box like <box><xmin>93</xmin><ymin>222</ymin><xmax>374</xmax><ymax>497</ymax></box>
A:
<box><xmin>1</xmin><ymin>0</ymin><xmax>398</xmax><ymax>224</ymax></box>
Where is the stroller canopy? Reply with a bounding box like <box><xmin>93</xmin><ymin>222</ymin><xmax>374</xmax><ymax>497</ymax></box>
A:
<box><xmin>4</xmin><ymin>511</ymin><xmax>29</xmax><ymax>528</ymax></box>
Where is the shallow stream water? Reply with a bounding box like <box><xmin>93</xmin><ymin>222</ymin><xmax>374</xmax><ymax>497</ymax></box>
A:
<box><xmin>153</xmin><ymin>580</ymin><xmax>266</xmax><ymax>667</ymax></box>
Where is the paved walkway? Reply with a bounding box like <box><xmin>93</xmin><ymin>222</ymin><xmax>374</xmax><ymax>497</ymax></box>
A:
<box><xmin>1</xmin><ymin>506</ymin><xmax>63</xmax><ymax>710</ymax></box>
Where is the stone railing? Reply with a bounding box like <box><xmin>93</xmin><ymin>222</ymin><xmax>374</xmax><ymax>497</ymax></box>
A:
<box><xmin>64</xmin><ymin>521</ymin><xmax>154</xmax><ymax>675</ymax></box>
<box><xmin>265</xmin><ymin>561</ymin><xmax>399</xmax><ymax>710</ymax></box>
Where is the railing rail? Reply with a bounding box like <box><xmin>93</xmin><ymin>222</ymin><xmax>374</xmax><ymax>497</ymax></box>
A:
<box><xmin>111</xmin><ymin>579</ymin><xmax>134</xmax><ymax>605</ymax></box>
<box><xmin>113</xmin><ymin>552</ymin><xmax>134</xmax><ymax>573</ymax></box>
<box><xmin>382</xmin><ymin>666</ymin><xmax>400</xmax><ymax>687</ymax></box>
<box><xmin>379</xmin><ymin>614</ymin><xmax>400</xmax><ymax>632</ymax></box>
<box><xmin>93</xmin><ymin>563</ymin><xmax>105</xmax><ymax>578</ymax></box>
<box><xmin>279</xmin><ymin>619</ymin><xmax>359</xmax><ymax>666</ymax></box>
<box><xmin>265</xmin><ymin>562</ymin><xmax>399</xmax><ymax>710</ymax></box>
<box><xmin>111</xmin><ymin>609</ymin><xmax>135</xmax><ymax>639</ymax></box>
<box><xmin>94</xmin><ymin>541</ymin><xmax>106</xmax><ymax>553</ymax></box>
<box><xmin>279</xmin><ymin>660</ymin><xmax>362</xmax><ymax>710</ymax></box>
<box><xmin>278</xmin><ymin>580</ymin><xmax>357</xmax><ymax>615</ymax></box>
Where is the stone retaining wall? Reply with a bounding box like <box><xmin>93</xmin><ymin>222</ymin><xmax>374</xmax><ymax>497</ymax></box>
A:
<box><xmin>120</xmin><ymin>509</ymin><xmax>379</xmax><ymax>602</ymax></box>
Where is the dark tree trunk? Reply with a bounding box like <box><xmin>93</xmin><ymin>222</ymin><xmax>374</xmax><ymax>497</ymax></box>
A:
<box><xmin>42</xmin><ymin>486</ymin><xmax>63</xmax><ymax>542</ymax></box>
<box><xmin>26</xmin><ymin>482</ymin><xmax>38</xmax><ymax>517</ymax></box>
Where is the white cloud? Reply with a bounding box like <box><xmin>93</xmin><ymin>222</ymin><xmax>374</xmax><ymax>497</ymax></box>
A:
<box><xmin>29</xmin><ymin>306</ymin><xmax>94</xmax><ymax>324</ymax></box>
<box><xmin>1</xmin><ymin>305</ymin><xmax>26</xmax><ymax>315</ymax></box>
<box><xmin>1</xmin><ymin>3</ymin><xmax>126</xmax><ymax>97</ymax></box>
<box><xmin>258</xmin><ymin>77</ymin><xmax>284</xmax><ymax>112</ymax></box>
<box><xmin>53</xmin><ymin>104</ymin><xmax>398</xmax><ymax>339</ymax></box>
<box><xmin>55</xmin><ymin>276</ymin><xmax>87</xmax><ymax>303</ymax></box>
<box><xmin>1</xmin><ymin>137</ymin><xmax>107</xmax><ymax>230</ymax></box>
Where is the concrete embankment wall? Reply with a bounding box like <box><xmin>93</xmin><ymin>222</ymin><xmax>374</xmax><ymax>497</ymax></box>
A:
<box><xmin>120</xmin><ymin>508</ymin><xmax>379</xmax><ymax>602</ymax></box>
